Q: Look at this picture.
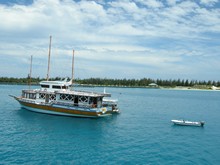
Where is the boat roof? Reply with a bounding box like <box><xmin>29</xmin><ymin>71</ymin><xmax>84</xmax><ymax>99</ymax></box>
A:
<box><xmin>23</xmin><ymin>89</ymin><xmax>108</xmax><ymax>97</ymax></box>
<box><xmin>57</xmin><ymin>90</ymin><xmax>107</xmax><ymax>97</ymax></box>
<box><xmin>103</xmin><ymin>98</ymin><xmax>118</xmax><ymax>103</ymax></box>
<box><xmin>40</xmin><ymin>80</ymin><xmax>72</xmax><ymax>86</ymax></box>
<box><xmin>38</xmin><ymin>79</ymin><xmax>111</xmax><ymax>97</ymax></box>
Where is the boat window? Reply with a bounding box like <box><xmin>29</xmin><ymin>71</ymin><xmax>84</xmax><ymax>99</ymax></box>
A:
<box><xmin>94</xmin><ymin>97</ymin><xmax>98</xmax><ymax>105</ymax></box>
<box><xmin>79</xmin><ymin>96</ymin><xmax>88</xmax><ymax>103</ymax></box>
<box><xmin>60</xmin><ymin>94</ymin><xmax>74</xmax><ymax>101</ymax></box>
<box><xmin>39</xmin><ymin>93</ymin><xmax>46</xmax><ymax>99</ymax></box>
<box><xmin>67</xmin><ymin>95</ymin><xmax>74</xmax><ymax>101</ymax></box>
<box><xmin>74</xmin><ymin>96</ymin><xmax>79</xmax><ymax>106</ymax></box>
<box><xmin>29</xmin><ymin>93</ymin><xmax>36</xmax><ymax>99</ymax></box>
<box><xmin>49</xmin><ymin>94</ymin><xmax>56</xmax><ymax>101</ymax></box>
<box><xmin>52</xmin><ymin>85</ymin><xmax>61</xmax><ymax>89</ymax></box>
<box><xmin>60</xmin><ymin>94</ymin><xmax>65</xmax><ymax>100</ymax></box>
<box><xmin>62</xmin><ymin>86</ymin><xmax>68</xmax><ymax>89</ymax></box>
<box><xmin>41</xmin><ymin>85</ymin><xmax>49</xmax><ymax>88</ymax></box>
<box><xmin>89</xmin><ymin>97</ymin><xmax>93</xmax><ymax>104</ymax></box>
<box><xmin>89</xmin><ymin>97</ymin><xmax>97</xmax><ymax>108</ymax></box>
<box><xmin>97</xmin><ymin>97</ymin><xmax>102</xmax><ymax>108</ymax></box>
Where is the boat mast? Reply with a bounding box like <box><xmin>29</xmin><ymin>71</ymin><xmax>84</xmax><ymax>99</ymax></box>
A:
<box><xmin>71</xmin><ymin>49</ymin><xmax>74</xmax><ymax>85</ymax></box>
<box><xmin>46</xmin><ymin>35</ymin><xmax>52</xmax><ymax>81</ymax></box>
<box><xmin>28</xmin><ymin>55</ymin><xmax>33</xmax><ymax>89</ymax></box>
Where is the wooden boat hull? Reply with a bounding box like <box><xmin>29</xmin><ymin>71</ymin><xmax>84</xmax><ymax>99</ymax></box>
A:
<box><xmin>14</xmin><ymin>97</ymin><xmax>111</xmax><ymax>118</ymax></box>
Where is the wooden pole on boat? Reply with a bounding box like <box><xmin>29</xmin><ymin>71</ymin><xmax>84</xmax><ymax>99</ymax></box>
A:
<box><xmin>28</xmin><ymin>55</ymin><xmax>33</xmax><ymax>89</ymax></box>
<box><xmin>71</xmin><ymin>49</ymin><xmax>74</xmax><ymax>85</ymax></box>
<box><xmin>46</xmin><ymin>35</ymin><xmax>52</xmax><ymax>81</ymax></box>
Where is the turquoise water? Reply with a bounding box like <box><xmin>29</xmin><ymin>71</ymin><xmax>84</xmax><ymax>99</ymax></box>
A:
<box><xmin>1</xmin><ymin>85</ymin><xmax>220</xmax><ymax>164</ymax></box>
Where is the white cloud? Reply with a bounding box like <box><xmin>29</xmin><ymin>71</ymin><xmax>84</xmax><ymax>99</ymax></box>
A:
<box><xmin>136</xmin><ymin>0</ymin><xmax>164</xmax><ymax>8</ymax></box>
<box><xmin>200</xmin><ymin>0</ymin><xmax>218</xmax><ymax>6</ymax></box>
<box><xmin>166</xmin><ymin>0</ymin><xmax>177</xmax><ymax>6</ymax></box>
<box><xmin>0</xmin><ymin>0</ymin><xmax>220</xmax><ymax>80</ymax></box>
<box><xmin>109</xmin><ymin>1</ymin><xmax>139</xmax><ymax>13</ymax></box>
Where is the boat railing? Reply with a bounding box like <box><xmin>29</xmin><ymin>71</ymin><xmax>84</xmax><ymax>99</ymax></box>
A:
<box><xmin>70</xmin><ymin>89</ymin><xmax>111</xmax><ymax>97</ymax></box>
<box><xmin>50</xmin><ymin>101</ymin><xmax>98</xmax><ymax>109</ymax></box>
<box><xmin>22</xmin><ymin>89</ymin><xmax>37</xmax><ymax>93</ymax></box>
<box><xmin>20</xmin><ymin>98</ymin><xmax>36</xmax><ymax>104</ymax></box>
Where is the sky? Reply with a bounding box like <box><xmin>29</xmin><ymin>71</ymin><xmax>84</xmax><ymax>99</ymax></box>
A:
<box><xmin>0</xmin><ymin>0</ymin><xmax>220</xmax><ymax>81</ymax></box>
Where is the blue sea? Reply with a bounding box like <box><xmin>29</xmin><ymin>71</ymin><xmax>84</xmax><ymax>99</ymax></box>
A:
<box><xmin>1</xmin><ymin>85</ymin><xmax>220</xmax><ymax>164</ymax></box>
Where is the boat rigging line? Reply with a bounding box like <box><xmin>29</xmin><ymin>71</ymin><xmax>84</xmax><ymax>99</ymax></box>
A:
<box><xmin>46</xmin><ymin>35</ymin><xmax>52</xmax><ymax>81</ymax></box>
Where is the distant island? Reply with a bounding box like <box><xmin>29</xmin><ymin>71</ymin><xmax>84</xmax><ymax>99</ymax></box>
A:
<box><xmin>1</xmin><ymin>77</ymin><xmax>220</xmax><ymax>90</ymax></box>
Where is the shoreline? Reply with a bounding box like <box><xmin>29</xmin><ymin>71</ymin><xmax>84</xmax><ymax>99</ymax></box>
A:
<box><xmin>161</xmin><ymin>86</ymin><xmax>220</xmax><ymax>91</ymax></box>
<box><xmin>1</xmin><ymin>83</ymin><xmax>220</xmax><ymax>91</ymax></box>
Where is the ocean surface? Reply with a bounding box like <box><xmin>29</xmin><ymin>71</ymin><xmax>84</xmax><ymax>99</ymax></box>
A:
<box><xmin>0</xmin><ymin>85</ymin><xmax>220</xmax><ymax>164</ymax></box>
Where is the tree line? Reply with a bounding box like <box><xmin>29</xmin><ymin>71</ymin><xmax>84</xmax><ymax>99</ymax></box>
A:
<box><xmin>76</xmin><ymin>78</ymin><xmax>220</xmax><ymax>87</ymax></box>
<box><xmin>0</xmin><ymin>77</ymin><xmax>220</xmax><ymax>87</ymax></box>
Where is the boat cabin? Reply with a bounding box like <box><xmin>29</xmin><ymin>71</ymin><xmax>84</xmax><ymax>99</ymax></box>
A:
<box><xmin>21</xmin><ymin>88</ymin><xmax>106</xmax><ymax>108</ymax></box>
<box><xmin>40</xmin><ymin>79</ymin><xmax>72</xmax><ymax>91</ymax></box>
<box><xmin>21</xmin><ymin>79</ymin><xmax>113</xmax><ymax>109</ymax></box>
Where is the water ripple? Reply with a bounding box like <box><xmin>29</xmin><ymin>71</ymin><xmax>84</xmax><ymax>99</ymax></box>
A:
<box><xmin>1</xmin><ymin>86</ymin><xmax>220</xmax><ymax>164</ymax></box>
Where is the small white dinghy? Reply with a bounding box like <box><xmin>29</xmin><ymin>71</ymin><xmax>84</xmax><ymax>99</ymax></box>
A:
<box><xmin>171</xmin><ymin>119</ymin><xmax>205</xmax><ymax>127</ymax></box>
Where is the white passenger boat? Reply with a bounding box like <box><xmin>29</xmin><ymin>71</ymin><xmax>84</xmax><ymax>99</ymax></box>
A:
<box><xmin>171</xmin><ymin>120</ymin><xmax>205</xmax><ymax>127</ymax></box>
<box><xmin>11</xmin><ymin>36</ymin><xmax>119</xmax><ymax>118</ymax></box>
<box><xmin>11</xmin><ymin>80</ymin><xmax>116</xmax><ymax>118</ymax></box>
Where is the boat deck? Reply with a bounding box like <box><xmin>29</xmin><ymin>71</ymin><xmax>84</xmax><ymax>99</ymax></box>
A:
<box><xmin>22</xmin><ymin>89</ymin><xmax>110</xmax><ymax>97</ymax></box>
